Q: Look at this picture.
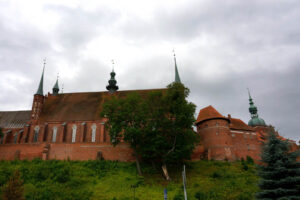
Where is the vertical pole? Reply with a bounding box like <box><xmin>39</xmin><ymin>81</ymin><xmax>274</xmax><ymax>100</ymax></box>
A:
<box><xmin>182</xmin><ymin>165</ymin><xmax>187</xmax><ymax>200</ymax></box>
<box><xmin>164</xmin><ymin>188</ymin><xmax>167</xmax><ymax>200</ymax></box>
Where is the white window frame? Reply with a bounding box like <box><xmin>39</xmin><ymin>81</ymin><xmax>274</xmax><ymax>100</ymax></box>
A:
<box><xmin>91</xmin><ymin>124</ymin><xmax>96</xmax><ymax>142</ymax></box>
<box><xmin>52</xmin><ymin>126</ymin><xmax>57</xmax><ymax>142</ymax></box>
<box><xmin>72</xmin><ymin>124</ymin><xmax>77</xmax><ymax>143</ymax></box>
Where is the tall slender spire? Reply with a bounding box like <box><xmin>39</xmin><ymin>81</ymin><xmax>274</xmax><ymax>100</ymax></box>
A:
<box><xmin>173</xmin><ymin>50</ymin><xmax>181</xmax><ymax>83</ymax></box>
<box><xmin>52</xmin><ymin>73</ymin><xmax>59</xmax><ymax>95</ymax></box>
<box><xmin>247</xmin><ymin>88</ymin><xmax>266</xmax><ymax>126</ymax></box>
<box><xmin>106</xmin><ymin>60</ymin><xmax>119</xmax><ymax>93</ymax></box>
<box><xmin>35</xmin><ymin>58</ymin><xmax>46</xmax><ymax>95</ymax></box>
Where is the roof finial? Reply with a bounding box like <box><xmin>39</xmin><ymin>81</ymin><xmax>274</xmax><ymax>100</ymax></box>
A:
<box><xmin>173</xmin><ymin>49</ymin><xmax>181</xmax><ymax>83</ymax></box>
<box><xmin>111</xmin><ymin>59</ymin><xmax>115</xmax><ymax>72</ymax></box>
<box><xmin>43</xmin><ymin>58</ymin><xmax>46</xmax><ymax>68</ymax></box>
<box><xmin>247</xmin><ymin>88</ymin><xmax>252</xmax><ymax>100</ymax></box>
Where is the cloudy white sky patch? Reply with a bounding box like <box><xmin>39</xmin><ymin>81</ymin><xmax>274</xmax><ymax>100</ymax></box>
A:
<box><xmin>0</xmin><ymin>0</ymin><xmax>299</xmax><ymax>141</ymax></box>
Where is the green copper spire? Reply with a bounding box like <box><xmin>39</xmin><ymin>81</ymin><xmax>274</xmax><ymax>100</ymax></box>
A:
<box><xmin>247</xmin><ymin>88</ymin><xmax>266</xmax><ymax>127</ymax></box>
<box><xmin>52</xmin><ymin>74</ymin><xmax>59</xmax><ymax>96</ymax></box>
<box><xmin>35</xmin><ymin>59</ymin><xmax>46</xmax><ymax>96</ymax></box>
<box><xmin>106</xmin><ymin>60</ymin><xmax>119</xmax><ymax>93</ymax></box>
<box><xmin>173</xmin><ymin>50</ymin><xmax>181</xmax><ymax>83</ymax></box>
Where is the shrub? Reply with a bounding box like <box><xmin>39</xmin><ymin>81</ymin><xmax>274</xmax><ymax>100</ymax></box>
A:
<box><xmin>246</xmin><ymin>156</ymin><xmax>254</xmax><ymax>164</ymax></box>
<box><xmin>173</xmin><ymin>193</ymin><xmax>184</xmax><ymax>200</ymax></box>
<box><xmin>195</xmin><ymin>191</ymin><xmax>207</xmax><ymax>200</ymax></box>
<box><xmin>2</xmin><ymin>170</ymin><xmax>24</xmax><ymax>200</ymax></box>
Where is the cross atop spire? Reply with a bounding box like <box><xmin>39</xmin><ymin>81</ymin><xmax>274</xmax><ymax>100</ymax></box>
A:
<box><xmin>111</xmin><ymin>59</ymin><xmax>115</xmax><ymax>72</ymax></box>
<box><xmin>35</xmin><ymin>58</ymin><xmax>46</xmax><ymax>95</ymax></box>
<box><xmin>173</xmin><ymin>49</ymin><xmax>181</xmax><ymax>83</ymax></box>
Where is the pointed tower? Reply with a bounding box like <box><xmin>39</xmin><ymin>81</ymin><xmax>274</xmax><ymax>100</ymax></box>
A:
<box><xmin>173</xmin><ymin>50</ymin><xmax>181</xmax><ymax>83</ymax></box>
<box><xmin>52</xmin><ymin>75</ymin><xmax>59</xmax><ymax>96</ymax></box>
<box><xmin>31</xmin><ymin>59</ymin><xmax>46</xmax><ymax>121</ymax></box>
<box><xmin>247</xmin><ymin>89</ymin><xmax>266</xmax><ymax>127</ymax></box>
<box><xmin>106</xmin><ymin>61</ymin><xmax>119</xmax><ymax>94</ymax></box>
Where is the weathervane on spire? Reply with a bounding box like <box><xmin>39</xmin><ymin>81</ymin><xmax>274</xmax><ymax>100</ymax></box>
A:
<box><xmin>173</xmin><ymin>49</ymin><xmax>181</xmax><ymax>83</ymax></box>
<box><xmin>111</xmin><ymin>59</ymin><xmax>115</xmax><ymax>72</ymax></box>
<box><xmin>43</xmin><ymin>58</ymin><xmax>46</xmax><ymax>69</ymax></box>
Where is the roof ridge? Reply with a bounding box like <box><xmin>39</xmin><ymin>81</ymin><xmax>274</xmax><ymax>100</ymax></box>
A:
<box><xmin>55</xmin><ymin>88</ymin><xmax>167</xmax><ymax>95</ymax></box>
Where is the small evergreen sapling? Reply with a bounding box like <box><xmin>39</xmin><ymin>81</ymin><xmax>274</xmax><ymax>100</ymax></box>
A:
<box><xmin>256</xmin><ymin>132</ymin><xmax>300</xmax><ymax>200</ymax></box>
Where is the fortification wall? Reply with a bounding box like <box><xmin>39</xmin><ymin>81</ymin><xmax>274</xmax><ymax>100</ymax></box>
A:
<box><xmin>0</xmin><ymin>142</ymin><xmax>135</xmax><ymax>161</ymax></box>
<box><xmin>0</xmin><ymin>143</ymin><xmax>44</xmax><ymax>160</ymax></box>
<box><xmin>48</xmin><ymin>143</ymin><xmax>134</xmax><ymax>161</ymax></box>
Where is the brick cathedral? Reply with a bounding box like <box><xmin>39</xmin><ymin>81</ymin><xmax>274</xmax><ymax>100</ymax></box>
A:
<box><xmin>0</xmin><ymin>58</ymin><xmax>297</xmax><ymax>161</ymax></box>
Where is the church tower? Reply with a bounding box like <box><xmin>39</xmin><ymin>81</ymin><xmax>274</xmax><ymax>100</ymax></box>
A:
<box><xmin>31</xmin><ymin>60</ymin><xmax>46</xmax><ymax>121</ymax></box>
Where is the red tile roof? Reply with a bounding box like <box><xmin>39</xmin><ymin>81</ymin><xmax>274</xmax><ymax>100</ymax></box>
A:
<box><xmin>39</xmin><ymin>89</ymin><xmax>166</xmax><ymax>122</ymax></box>
<box><xmin>195</xmin><ymin>105</ymin><xmax>227</xmax><ymax>124</ymax></box>
<box><xmin>229</xmin><ymin>118</ymin><xmax>254</xmax><ymax>131</ymax></box>
<box><xmin>0</xmin><ymin>111</ymin><xmax>31</xmax><ymax>128</ymax></box>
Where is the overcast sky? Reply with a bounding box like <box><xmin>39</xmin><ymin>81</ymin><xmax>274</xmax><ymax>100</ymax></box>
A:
<box><xmin>0</xmin><ymin>0</ymin><xmax>299</xmax><ymax>141</ymax></box>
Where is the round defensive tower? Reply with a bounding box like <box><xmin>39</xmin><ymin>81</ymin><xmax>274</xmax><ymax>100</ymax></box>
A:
<box><xmin>195</xmin><ymin>105</ymin><xmax>235</xmax><ymax>161</ymax></box>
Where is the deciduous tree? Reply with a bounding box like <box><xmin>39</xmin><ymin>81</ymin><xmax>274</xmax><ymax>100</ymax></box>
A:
<box><xmin>102</xmin><ymin>83</ymin><xmax>198</xmax><ymax>179</ymax></box>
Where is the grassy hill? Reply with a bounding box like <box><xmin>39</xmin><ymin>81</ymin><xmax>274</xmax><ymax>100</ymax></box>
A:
<box><xmin>0</xmin><ymin>159</ymin><xmax>258</xmax><ymax>200</ymax></box>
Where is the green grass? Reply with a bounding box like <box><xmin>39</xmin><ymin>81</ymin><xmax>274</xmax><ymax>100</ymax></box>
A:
<box><xmin>0</xmin><ymin>159</ymin><xmax>259</xmax><ymax>200</ymax></box>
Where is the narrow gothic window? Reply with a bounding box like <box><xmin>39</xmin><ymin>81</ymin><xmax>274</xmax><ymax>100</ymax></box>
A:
<box><xmin>91</xmin><ymin>124</ymin><xmax>96</xmax><ymax>142</ymax></box>
<box><xmin>72</xmin><ymin>125</ymin><xmax>77</xmax><ymax>143</ymax></box>
<box><xmin>52</xmin><ymin>126</ymin><xmax>57</xmax><ymax>142</ymax></box>
<box><xmin>34</xmin><ymin>126</ymin><xmax>39</xmax><ymax>142</ymax></box>
<box><xmin>14</xmin><ymin>133</ymin><xmax>18</xmax><ymax>143</ymax></box>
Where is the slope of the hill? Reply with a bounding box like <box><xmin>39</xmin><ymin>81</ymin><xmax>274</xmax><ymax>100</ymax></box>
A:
<box><xmin>0</xmin><ymin>159</ymin><xmax>258</xmax><ymax>200</ymax></box>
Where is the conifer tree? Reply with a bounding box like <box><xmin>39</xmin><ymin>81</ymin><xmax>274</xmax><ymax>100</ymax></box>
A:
<box><xmin>256</xmin><ymin>132</ymin><xmax>300</xmax><ymax>200</ymax></box>
<box><xmin>2</xmin><ymin>170</ymin><xmax>25</xmax><ymax>200</ymax></box>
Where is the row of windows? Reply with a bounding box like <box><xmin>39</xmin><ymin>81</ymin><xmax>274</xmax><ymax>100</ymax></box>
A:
<box><xmin>33</xmin><ymin>124</ymin><xmax>98</xmax><ymax>143</ymax></box>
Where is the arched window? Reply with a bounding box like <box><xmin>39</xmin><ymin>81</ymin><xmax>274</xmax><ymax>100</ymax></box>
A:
<box><xmin>34</xmin><ymin>126</ymin><xmax>39</xmax><ymax>142</ymax></box>
<box><xmin>91</xmin><ymin>124</ymin><xmax>96</xmax><ymax>142</ymax></box>
<box><xmin>52</xmin><ymin>126</ymin><xmax>57</xmax><ymax>142</ymax></box>
<box><xmin>72</xmin><ymin>125</ymin><xmax>77</xmax><ymax>143</ymax></box>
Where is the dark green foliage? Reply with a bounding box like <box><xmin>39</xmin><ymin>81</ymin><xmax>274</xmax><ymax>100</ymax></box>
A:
<box><xmin>2</xmin><ymin>170</ymin><xmax>24</xmax><ymax>200</ymax></box>
<box><xmin>173</xmin><ymin>193</ymin><xmax>184</xmax><ymax>200</ymax></box>
<box><xmin>246</xmin><ymin>156</ymin><xmax>254</xmax><ymax>165</ymax></box>
<box><xmin>241</xmin><ymin>159</ymin><xmax>249</xmax><ymax>171</ymax></box>
<box><xmin>101</xmin><ymin>82</ymin><xmax>198</xmax><ymax>176</ymax></box>
<box><xmin>195</xmin><ymin>191</ymin><xmax>207</xmax><ymax>200</ymax></box>
<box><xmin>256</xmin><ymin>132</ymin><xmax>300</xmax><ymax>199</ymax></box>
